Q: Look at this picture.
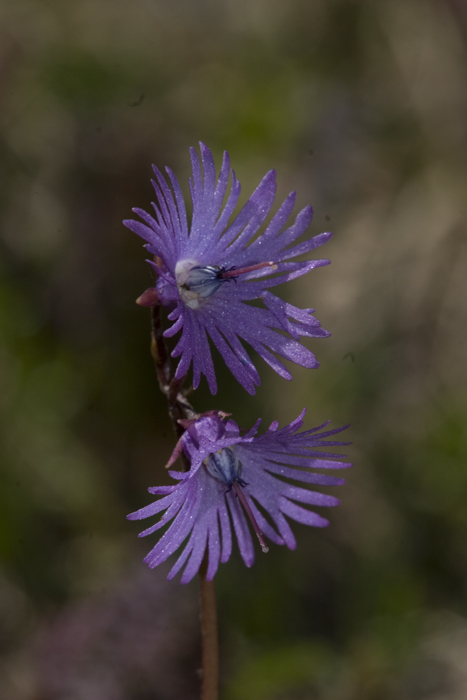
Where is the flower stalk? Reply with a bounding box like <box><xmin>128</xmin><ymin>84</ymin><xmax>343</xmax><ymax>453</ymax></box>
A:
<box><xmin>199</xmin><ymin>554</ymin><xmax>219</xmax><ymax>700</ymax></box>
<box><xmin>149</xmin><ymin>298</ymin><xmax>196</xmax><ymax>438</ymax></box>
<box><xmin>147</xmin><ymin>297</ymin><xmax>219</xmax><ymax>698</ymax></box>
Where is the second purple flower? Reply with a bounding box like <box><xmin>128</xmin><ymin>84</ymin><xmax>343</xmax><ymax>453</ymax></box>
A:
<box><xmin>128</xmin><ymin>410</ymin><xmax>351</xmax><ymax>584</ymax></box>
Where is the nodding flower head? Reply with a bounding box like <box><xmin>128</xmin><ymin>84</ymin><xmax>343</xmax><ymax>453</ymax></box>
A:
<box><xmin>124</xmin><ymin>143</ymin><xmax>332</xmax><ymax>395</ymax></box>
<box><xmin>128</xmin><ymin>410</ymin><xmax>351</xmax><ymax>584</ymax></box>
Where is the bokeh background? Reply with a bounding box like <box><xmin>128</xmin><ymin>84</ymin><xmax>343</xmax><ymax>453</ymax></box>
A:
<box><xmin>1</xmin><ymin>0</ymin><xmax>467</xmax><ymax>698</ymax></box>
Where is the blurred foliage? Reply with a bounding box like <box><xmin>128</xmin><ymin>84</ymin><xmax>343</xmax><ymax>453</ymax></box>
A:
<box><xmin>1</xmin><ymin>0</ymin><xmax>467</xmax><ymax>698</ymax></box>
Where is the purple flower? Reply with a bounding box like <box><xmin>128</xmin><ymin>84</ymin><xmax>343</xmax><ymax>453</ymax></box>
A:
<box><xmin>128</xmin><ymin>411</ymin><xmax>350</xmax><ymax>584</ymax></box>
<box><xmin>124</xmin><ymin>143</ymin><xmax>332</xmax><ymax>395</ymax></box>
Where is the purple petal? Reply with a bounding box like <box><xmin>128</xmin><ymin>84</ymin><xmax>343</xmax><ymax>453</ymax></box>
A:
<box><xmin>180</xmin><ymin>521</ymin><xmax>209</xmax><ymax>584</ymax></box>
<box><xmin>206</xmin><ymin>517</ymin><xmax>221</xmax><ymax>580</ymax></box>
<box><xmin>279</xmin><ymin>497</ymin><xmax>330</xmax><ymax>528</ymax></box>
<box><xmin>218</xmin><ymin>502</ymin><xmax>233</xmax><ymax>563</ymax></box>
<box><xmin>283</xmin><ymin>484</ymin><xmax>340</xmax><ymax>507</ymax></box>
<box><xmin>210</xmin><ymin>169</ymin><xmax>241</xmax><ymax>241</ymax></box>
<box><xmin>165</xmin><ymin>167</ymin><xmax>189</xmax><ymax>241</ymax></box>
<box><xmin>227</xmin><ymin>494</ymin><xmax>255</xmax><ymax>567</ymax></box>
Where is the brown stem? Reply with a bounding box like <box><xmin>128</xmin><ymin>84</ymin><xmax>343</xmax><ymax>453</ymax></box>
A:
<box><xmin>232</xmin><ymin>482</ymin><xmax>269</xmax><ymax>553</ymax></box>
<box><xmin>150</xmin><ymin>301</ymin><xmax>195</xmax><ymax>469</ymax></box>
<box><xmin>199</xmin><ymin>554</ymin><xmax>219</xmax><ymax>700</ymax></box>
<box><xmin>147</xmin><ymin>296</ymin><xmax>219</xmax><ymax>698</ymax></box>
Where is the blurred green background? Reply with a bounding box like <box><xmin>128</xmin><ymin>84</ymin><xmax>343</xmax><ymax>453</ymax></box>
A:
<box><xmin>1</xmin><ymin>0</ymin><xmax>467</xmax><ymax>698</ymax></box>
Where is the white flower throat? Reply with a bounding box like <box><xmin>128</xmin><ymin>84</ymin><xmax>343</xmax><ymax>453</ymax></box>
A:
<box><xmin>204</xmin><ymin>447</ymin><xmax>246</xmax><ymax>488</ymax></box>
<box><xmin>175</xmin><ymin>260</ymin><xmax>234</xmax><ymax>309</ymax></box>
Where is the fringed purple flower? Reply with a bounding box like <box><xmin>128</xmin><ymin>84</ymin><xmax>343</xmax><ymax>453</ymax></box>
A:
<box><xmin>128</xmin><ymin>410</ymin><xmax>351</xmax><ymax>584</ymax></box>
<box><xmin>124</xmin><ymin>143</ymin><xmax>332</xmax><ymax>395</ymax></box>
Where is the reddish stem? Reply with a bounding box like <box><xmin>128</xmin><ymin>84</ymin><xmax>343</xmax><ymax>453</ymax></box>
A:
<box><xmin>233</xmin><ymin>482</ymin><xmax>269</xmax><ymax>553</ymax></box>
<box><xmin>146</xmin><ymin>295</ymin><xmax>219</xmax><ymax>699</ymax></box>
<box><xmin>219</xmin><ymin>260</ymin><xmax>277</xmax><ymax>279</ymax></box>
<box><xmin>199</xmin><ymin>555</ymin><xmax>219</xmax><ymax>700</ymax></box>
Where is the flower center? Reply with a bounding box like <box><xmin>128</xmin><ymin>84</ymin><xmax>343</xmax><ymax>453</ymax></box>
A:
<box><xmin>175</xmin><ymin>259</ymin><xmax>277</xmax><ymax>310</ymax></box>
<box><xmin>204</xmin><ymin>447</ymin><xmax>246</xmax><ymax>487</ymax></box>
<box><xmin>204</xmin><ymin>448</ymin><xmax>269</xmax><ymax>553</ymax></box>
